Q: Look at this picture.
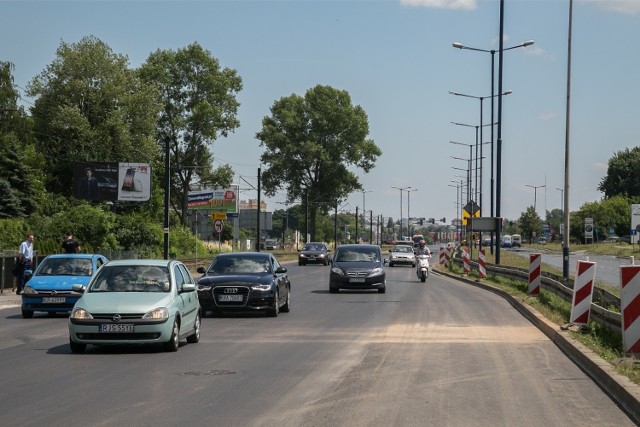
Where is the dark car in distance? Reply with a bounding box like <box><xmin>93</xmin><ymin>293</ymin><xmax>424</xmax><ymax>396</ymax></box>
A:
<box><xmin>298</xmin><ymin>242</ymin><xmax>331</xmax><ymax>266</ymax></box>
<box><xmin>196</xmin><ymin>252</ymin><xmax>290</xmax><ymax>317</ymax></box>
<box><xmin>329</xmin><ymin>244</ymin><xmax>386</xmax><ymax>293</ymax></box>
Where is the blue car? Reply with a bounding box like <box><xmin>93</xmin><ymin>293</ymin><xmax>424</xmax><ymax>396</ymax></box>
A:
<box><xmin>21</xmin><ymin>254</ymin><xmax>109</xmax><ymax>318</ymax></box>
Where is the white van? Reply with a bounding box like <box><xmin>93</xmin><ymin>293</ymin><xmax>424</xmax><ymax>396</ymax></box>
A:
<box><xmin>511</xmin><ymin>234</ymin><xmax>522</xmax><ymax>248</ymax></box>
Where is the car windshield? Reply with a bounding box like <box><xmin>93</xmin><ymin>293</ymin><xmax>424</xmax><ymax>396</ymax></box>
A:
<box><xmin>303</xmin><ymin>244</ymin><xmax>325</xmax><ymax>252</ymax></box>
<box><xmin>336</xmin><ymin>247</ymin><xmax>380</xmax><ymax>262</ymax></box>
<box><xmin>89</xmin><ymin>265</ymin><xmax>170</xmax><ymax>293</ymax></box>
<box><xmin>393</xmin><ymin>246</ymin><xmax>413</xmax><ymax>253</ymax></box>
<box><xmin>38</xmin><ymin>257</ymin><xmax>93</xmax><ymax>276</ymax></box>
<box><xmin>208</xmin><ymin>256</ymin><xmax>272</xmax><ymax>275</ymax></box>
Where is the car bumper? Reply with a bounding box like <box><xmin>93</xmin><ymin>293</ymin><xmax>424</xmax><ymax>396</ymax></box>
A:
<box><xmin>329</xmin><ymin>275</ymin><xmax>386</xmax><ymax>290</ymax></box>
<box><xmin>198</xmin><ymin>289</ymin><xmax>276</xmax><ymax>312</ymax></box>
<box><xmin>389</xmin><ymin>257</ymin><xmax>414</xmax><ymax>265</ymax></box>
<box><xmin>69</xmin><ymin>316</ymin><xmax>172</xmax><ymax>345</ymax></box>
<box><xmin>22</xmin><ymin>295</ymin><xmax>81</xmax><ymax>313</ymax></box>
<box><xmin>299</xmin><ymin>256</ymin><xmax>328</xmax><ymax>264</ymax></box>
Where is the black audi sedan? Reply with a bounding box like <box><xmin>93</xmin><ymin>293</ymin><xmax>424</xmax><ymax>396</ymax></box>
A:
<box><xmin>329</xmin><ymin>244</ymin><xmax>386</xmax><ymax>293</ymax></box>
<box><xmin>196</xmin><ymin>252</ymin><xmax>290</xmax><ymax>317</ymax></box>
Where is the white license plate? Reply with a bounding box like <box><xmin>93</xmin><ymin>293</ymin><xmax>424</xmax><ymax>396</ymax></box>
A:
<box><xmin>219</xmin><ymin>294</ymin><xmax>243</xmax><ymax>302</ymax></box>
<box><xmin>42</xmin><ymin>297</ymin><xmax>66</xmax><ymax>303</ymax></box>
<box><xmin>99</xmin><ymin>324</ymin><xmax>134</xmax><ymax>333</ymax></box>
<box><xmin>350</xmin><ymin>278</ymin><xmax>366</xmax><ymax>283</ymax></box>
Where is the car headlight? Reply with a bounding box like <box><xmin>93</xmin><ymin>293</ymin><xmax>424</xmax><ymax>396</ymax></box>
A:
<box><xmin>299</xmin><ymin>254</ymin><xmax>307</xmax><ymax>258</ymax></box>
<box><xmin>22</xmin><ymin>286</ymin><xmax>37</xmax><ymax>295</ymax></box>
<box><xmin>251</xmin><ymin>284</ymin><xmax>272</xmax><ymax>291</ymax></box>
<box><xmin>318</xmin><ymin>254</ymin><xmax>325</xmax><ymax>258</ymax></box>
<box><xmin>197</xmin><ymin>284</ymin><xmax>212</xmax><ymax>291</ymax></box>
<box><xmin>143</xmin><ymin>307</ymin><xmax>169</xmax><ymax>319</ymax></box>
<box><xmin>331</xmin><ymin>266</ymin><xmax>345</xmax><ymax>275</ymax></box>
<box><xmin>71</xmin><ymin>308</ymin><xmax>93</xmax><ymax>319</ymax></box>
<box><xmin>369</xmin><ymin>268</ymin><xmax>384</xmax><ymax>276</ymax></box>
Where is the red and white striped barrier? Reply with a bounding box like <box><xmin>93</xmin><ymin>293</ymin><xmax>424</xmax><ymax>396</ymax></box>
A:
<box><xmin>444</xmin><ymin>245</ymin><xmax>451</xmax><ymax>268</ymax></box>
<box><xmin>528</xmin><ymin>253</ymin><xmax>541</xmax><ymax>295</ymax></box>
<box><xmin>439</xmin><ymin>246</ymin><xmax>445</xmax><ymax>266</ymax></box>
<box><xmin>570</xmin><ymin>260</ymin><xmax>596</xmax><ymax>326</ymax></box>
<box><xmin>478</xmin><ymin>249</ymin><xmax>486</xmax><ymax>279</ymax></box>
<box><xmin>463</xmin><ymin>247</ymin><xmax>470</xmax><ymax>274</ymax></box>
<box><xmin>620</xmin><ymin>265</ymin><xmax>640</xmax><ymax>353</ymax></box>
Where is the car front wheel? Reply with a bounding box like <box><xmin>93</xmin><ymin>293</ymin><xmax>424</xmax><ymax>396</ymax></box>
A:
<box><xmin>280</xmin><ymin>288</ymin><xmax>290</xmax><ymax>313</ymax></box>
<box><xmin>69</xmin><ymin>338</ymin><xmax>86</xmax><ymax>354</ymax></box>
<box><xmin>22</xmin><ymin>310</ymin><xmax>34</xmax><ymax>319</ymax></box>
<box><xmin>163</xmin><ymin>319</ymin><xmax>180</xmax><ymax>352</ymax></box>
<box><xmin>267</xmin><ymin>289</ymin><xmax>279</xmax><ymax>317</ymax></box>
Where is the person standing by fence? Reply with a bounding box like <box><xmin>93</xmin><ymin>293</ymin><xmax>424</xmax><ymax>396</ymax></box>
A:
<box><xmin>15</xmin><ymin>233</ymin><xmax>34</xmax><ymax>295</ymax></box>
<box><xmin>61</xmin><ymin>232</ymin><xmax>79</xmax><ymax>254</ymax></box>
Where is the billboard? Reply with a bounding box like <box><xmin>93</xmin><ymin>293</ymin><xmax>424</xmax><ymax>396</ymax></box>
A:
<box><xmin>74</xmin><ymin>162</ymin><xmax>151</xmax><ymax>202</ymax></box>
<box><xmin>188</xmin><ymin>186</ymin><xmax>239</xmax><ymax>213</ymax></box>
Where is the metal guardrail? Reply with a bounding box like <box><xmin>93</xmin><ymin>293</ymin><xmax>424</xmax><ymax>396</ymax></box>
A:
<box><xmin>453</xmin><ymin>257</ymin><xmax>622</xmax><ymax>334</ymax></box>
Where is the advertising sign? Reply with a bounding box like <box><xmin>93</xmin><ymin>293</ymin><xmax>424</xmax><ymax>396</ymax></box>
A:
<box><xmin>632</xmin><ymin>204</ymin><xmax>640</xmax><ymax>244</ymax></box>
<box><xmin>188</xmin><ymin>186</ymin><xmax>239</xmax><ymax>213</ymax></box>
<box><xmin>74</xmin><ymin>162</ymin><xmax>151</xmax><ymax>202</ymax></box>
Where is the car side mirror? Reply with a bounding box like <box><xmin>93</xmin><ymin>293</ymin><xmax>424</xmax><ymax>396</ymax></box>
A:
<box><xmin>181</xmin><ymin>283</ymin><xmax>196</xmax><ymax>293</ymax></box>
<box><xmin>72</xmin><ymin>284</ymin><xmax>86</xmax><ymax>294</ymax></box>
<box><xmin>275</xmin><ymin>266</ymin><xmax>287</xmax><ymax>274</ymax></box>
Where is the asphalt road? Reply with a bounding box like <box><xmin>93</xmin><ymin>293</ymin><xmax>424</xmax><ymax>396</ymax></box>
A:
<box><xmin>0</xmin><ymin>262</ymin><xmax>636</xmax><ymax>426</ymax></box>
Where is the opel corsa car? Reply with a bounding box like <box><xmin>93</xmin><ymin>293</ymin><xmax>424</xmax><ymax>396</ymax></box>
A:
<box><xmin>196</xmin><ymin>252</ymin><xmax>290</xmax><ymax>317</ymax></box>
<box><xmin>298</xmin><ymin>242</ymin><xmax>331</xmax><ymax>265</ymax></box>
<box><xmin>21</xmin><ymin>254</ymin><xmax>109</xmax><ymax>318</ymax></box>
<box><xmin>329</xmin><ymin>244</ymin><xmax>386</xmax><ymax>293</ymax></box>
<box><xmin>68</xmin><ymin>259</ymin><xmax>201</xmax><ymax>353</ymax></box>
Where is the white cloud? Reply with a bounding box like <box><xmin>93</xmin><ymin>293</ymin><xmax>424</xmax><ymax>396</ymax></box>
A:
<box><xmin>400</xmin><ymin>0</ymin><xmax>477</xmax><ymax>10</ymax></box>
<box><xmin>593</xmin><ymin>162</ymin><xmax>609</xmax><ymax>172</ymax></box>
<box><xmin>595</xmin><ymin>0</ymin><xmax>640</xmax><ymax>16</ymax></box>
<box><xmin>538</xmin><ymin>112</ymin><xmax>557</xmax><ymax>121</ymax></box>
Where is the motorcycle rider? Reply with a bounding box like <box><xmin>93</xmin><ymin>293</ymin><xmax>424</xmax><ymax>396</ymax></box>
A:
<box><xmin>414</xmin><ymin>240</ymin><xmax>431</xmax><ymax>277</ymax></box>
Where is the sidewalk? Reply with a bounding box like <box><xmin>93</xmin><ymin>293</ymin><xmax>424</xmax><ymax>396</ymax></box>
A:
<box><xmin>0</xmin><ymin>289</ymin><xmax>22</xmax><ymax>309</ymax></box>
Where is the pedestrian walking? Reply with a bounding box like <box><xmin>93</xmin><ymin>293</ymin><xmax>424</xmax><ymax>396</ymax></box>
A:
<box><xmin>15</xmin><ymin>233</ymin><xmax>34</xmax><ymax>295</ymax></box>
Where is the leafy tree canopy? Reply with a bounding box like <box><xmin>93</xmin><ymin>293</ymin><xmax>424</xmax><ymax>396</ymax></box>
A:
<box><xmin>517</xmin><ymin>206</ymin><xmax>543</xmax><ymax>243</ymax></box>
<box><xmin>138</xmin><ymin>42</ymin><xmax>242</xmax><ymax>224</ymax></box>
<box><xmin>257</xmin><ymin>84</ymin><xmax>381</xmax><ymax>240</ymax></box>
<box><xmin>598</xmin><ymin>147</ymin><xmax>640</xmax><ymax>198</ymax></box>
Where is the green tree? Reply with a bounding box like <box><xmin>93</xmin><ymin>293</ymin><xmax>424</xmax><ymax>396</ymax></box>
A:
<box><xmin>26</xmin><ymin>36</ymin><xmax>161</xmax><ymax>196</ymax></box>
<box><xmin>598</xmin><ymin>147</ymin><xmax>640</xmax><ymax>198</ymax></box>
<box><xmin>138</xmin><ymin>42</ymin><xmax>241</xmax><ymax>224</ymax></box>
<box><xmin>517</xmin><ymin>207</ymin><xmax>543</xmax><ymax>243</ymax></box>
<box><xmin>257</xmin><ymin>85</ymin><xmax>382</xmax><ymax>241</ymax></box>
<box><xmin>545</xmin><ymin>208</ymin><xmax>564</xmax><ymax>240</ymax></box>
<box><xmin>0</xmin><ymin>61</ymin><xmax>39</xmax><ymax>216</ymax></box>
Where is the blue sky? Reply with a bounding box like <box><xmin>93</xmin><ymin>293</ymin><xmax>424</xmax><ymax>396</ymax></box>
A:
<box><xmin>2</xmin><ymin>0</ymin><xmax>639</xmax><ymax>226</ymax></box>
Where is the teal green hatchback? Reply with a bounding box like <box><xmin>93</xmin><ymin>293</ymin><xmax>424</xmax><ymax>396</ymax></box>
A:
<box><xmin>68</xmin><ymin>259</ymin><xmax>201</xmax><ymax>353</ymax></box>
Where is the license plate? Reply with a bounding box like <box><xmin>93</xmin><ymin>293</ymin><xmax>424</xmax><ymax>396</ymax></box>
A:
<box><xmin>42</xmin><ymin>297</ymin><xmax>66</xmax><ymax>303</ymax></box>
<box><xmin>99</xmin><ymin>324</ymin><xmax>134</xmax><ymax>333</ymax></box>
<box><xmin>218</xmin><ymin>294</ymin><xmax>243</xmax><ymax>302</ymax></box>
<box><xmin>350</xmin><ymin>278</ymin><xmax>366</xmax><ymax>283</ymax></box>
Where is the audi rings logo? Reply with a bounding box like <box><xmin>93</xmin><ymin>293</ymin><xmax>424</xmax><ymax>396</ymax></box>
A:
<box><xmin>112</xmin><ymin>314</ymin><xmax>122</xmax><ymax>322</ymax></box>
<box><xmin>224</xmin><ymin>288</ymin><xmax>239</xmax><ymax>294</ymax></box>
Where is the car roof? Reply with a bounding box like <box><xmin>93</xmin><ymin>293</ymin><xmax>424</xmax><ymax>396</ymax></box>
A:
<box><xmin>215</xmin><ymin>252</ymin><xmax>271</xmax><ymax>258</ymax></box>
<box><xmin>102</xmin><ymin>259</ymin><xmax>177</xmax><ymax>267</ymax></box>
<box><xmin>337</xmin><ymin>244</ymin><xmax>380</xmax><ymax>250</ymax></box>
<box><xmin>44</xmin><ymin>253</ymin><xmax>104</xmax><ymax>260</ymax></box>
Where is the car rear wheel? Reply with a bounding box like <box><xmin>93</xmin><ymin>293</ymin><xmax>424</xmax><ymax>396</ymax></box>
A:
<box><xmin>186</xmin><ymin>312</ymin><xmax>201</xmax><ymax>344</ymax></box>
<box><xmin>21</xmin><ymin>310</ymin><xmax>33</xmax><ymax>318</ymax></box>
<box><xmin>163</xmin><ymin>319</ymin><xmax>180</xmax><ymax>352</ymax></box>
<box><xmin>378</xmin><ymin>286</ymin><xmax>386</xmax><ymax>293</ymax></box>
<box><xmin>329</xmin><ymin>286</ymin><xmax>339</xmax><ymax>293</ymax></box>
<box><xmin>69</xmin><ymin>338</ymin><xmax>86</xmax><ymax>354</ymax></box>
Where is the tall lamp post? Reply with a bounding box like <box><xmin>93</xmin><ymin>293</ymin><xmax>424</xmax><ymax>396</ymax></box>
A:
<box><xmin>452</xmin><ymin>38</ymin><xmax>534</xmax><ymax>265</ymax></box>
<box><xmin>451</xmin><ymin>121</ymin><xmax>493</xmax><ymax>210</ymax></box>
<box><xmin>391</xmin><ymin>186</ymin><xmax>411</xmax><ymax>239</ymax></box>
<box><xmin>525</xmin><ymin>184</ymin><xmax>546</xmax><ymax>212</ymax></box>
<box><xmin>407</xmin><ymin>188</ymin><xmax>418</xmax><ymax>238</ymax></box>
<box><xmin>361</xmin><ymin>189</ymin><xmax>372</xmax><ymax>242</ymax></box>
<box><xmin>449</xmin><ymin>90</ymin><xmax>511</xmax><ymax>219</ymax></box>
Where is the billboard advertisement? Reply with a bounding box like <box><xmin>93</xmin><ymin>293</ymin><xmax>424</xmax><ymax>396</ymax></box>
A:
<box><xmin>74</xmin><ymin>162</ymin><xmax>151</xmax><ymax>202</ymax></box>
<box><xmin>188</xmin><ymin>186</ymin><xmax>239</xmax><ymax>213</ymax></box>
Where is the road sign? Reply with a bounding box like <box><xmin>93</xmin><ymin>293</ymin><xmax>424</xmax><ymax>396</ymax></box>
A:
<box><xmin>214</xmin><ymin>219</ymin><xmax>224</xmax><ymax>234</ymax></box>
<box><xmin>211</xmin><ymin>212</ymin><xmax>226</xmax><ymax>221</ymax></box>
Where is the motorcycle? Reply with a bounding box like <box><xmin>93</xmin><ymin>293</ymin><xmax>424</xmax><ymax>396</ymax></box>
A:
<box><xmin>415</xmin><ymin>253</ymin><xmax>431</xmax><ymax>282</ymax></box>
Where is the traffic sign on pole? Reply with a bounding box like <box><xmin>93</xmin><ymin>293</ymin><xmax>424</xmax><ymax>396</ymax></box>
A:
<box><xmin>214</xmin><ymin>219</ymin><xmax>224</xmax><ymax>234</ymax></box>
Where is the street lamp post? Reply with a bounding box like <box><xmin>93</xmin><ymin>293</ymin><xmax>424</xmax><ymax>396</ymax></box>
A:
<box><xmin>361</xmin><ymin>189</ymin><xmax>372</xmax><ymax>242</ymax></box>
<box><xmin>556</xmin><ymin>187</ymin><xmax>564</xmax><ymax>214</ymax></box>
<box><xmin>450</xmin><ymin>90</ymin><xmax>511</xmax><ymax>218</ymax></box>
<box><xmin>452</xmin><ymin>38</ymin><xmax>534</xmax><ymax>265</ymax></box>
<box><xmin>407</xmin><ymin>188</ymin><xmax>418</xmax><ymax>238</ymax></box>
<box><xmin>391</xmin><ymin>186</ymin><xmax>411</xmax><ymax>240</ymax></box>
<box><xmin>525</xmin><ymin>184</ymin><xmax>546</xmax><ymax>212</ymax></box>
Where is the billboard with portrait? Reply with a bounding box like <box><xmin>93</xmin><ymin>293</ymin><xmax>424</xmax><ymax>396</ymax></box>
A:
<box><xmin>74</xmin><ymin>162</ymin><xmax>151</xmax><ymax>202</ymax></box>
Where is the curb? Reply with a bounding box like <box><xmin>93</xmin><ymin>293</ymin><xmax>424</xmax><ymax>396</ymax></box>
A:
<box><xmin>434</xmin><ymin>269</ymin><xmax>640</xmax><ymax>423</ymax></box>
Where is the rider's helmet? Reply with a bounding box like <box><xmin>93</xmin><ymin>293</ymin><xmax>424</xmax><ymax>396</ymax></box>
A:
<box><xmin>419</xmin><ymin>240</ymin><xmax>426</xmax><ymax>248</ymax></box>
